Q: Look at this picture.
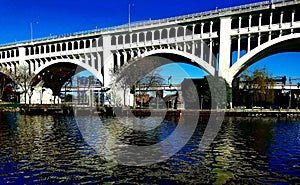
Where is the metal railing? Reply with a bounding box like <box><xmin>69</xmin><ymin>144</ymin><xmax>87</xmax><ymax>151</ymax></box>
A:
<box><xmin>0</xmin><ymin>0</ymin><xmax>299</xmax><ymax>48</ymax></box>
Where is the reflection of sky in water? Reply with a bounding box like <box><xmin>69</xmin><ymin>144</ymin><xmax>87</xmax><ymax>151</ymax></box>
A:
<box><xmin>266</xmin><ymin>120</ymin><xmax>300</xmax><ymax>178</ymax></box>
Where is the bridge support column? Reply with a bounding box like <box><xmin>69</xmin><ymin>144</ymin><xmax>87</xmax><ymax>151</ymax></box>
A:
<box><xmin>248</xmin><ymin>15</ymin><xmax>252</xmax><ymax>31</ymax></box>
<box><xmin>237</xmin><ymin>35</ymin><xmax>241</xmax><ymax>59</ymax></box>
<box><xmin>247</xmin><ymin>34</ymin><xmax>251</xmax><ymax>53</ymax></box>
<box><xmin>17</xmin><ymin>47</ymin><xmax>27</xmax><ymax>66</ymax></box>
<box><xmin>259</xmin><ymin>13</ymin><xmax>262</xmax><ymax>30</ymax></box>
<box><xmin>95</xmin><ymin>52</ymin><xmax>101</xmax><ymax>75</ymax></box>
<box><xmin>123</xmin><ymin>51</ymin><xmax>128</xmax><ymax>63</ymax></box>
<box><xmin>102</xmin><ymin>35</ymin><xmax>113</xmax><ymax>88</ymax></box>
<box><xmin>209</xmin><ymin>39</ymin><xmax>213</xmax><ymax>65</ymax></box>
<box><xmin>291</xmin><ymin>10</ymin><xmax>295</xmax><ymax>27</ymax></box>
<box><xmin>116</xmin><ymin>52</ymin><xmax>121</xmax><ymax>69</ymax></box>
<box><xmin>218</xmin><ymin>17</ymin><xmax>232</xmax><ymax>83</ymax></box>
<box><xmin>124</xmin><ymin>87</ymin><xmax>133</xmax><ymax>107</ymax></box>
<box><xmin>269</xmin><ymin>12</ymin><xmax>273</xmax><ymax>29</ymax></box>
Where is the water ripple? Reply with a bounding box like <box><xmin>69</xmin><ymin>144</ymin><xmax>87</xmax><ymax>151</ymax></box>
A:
<box><xmin>0</xmin><ymin>113</ymin><xmax>300</xmax><ymax>184</ymax></box>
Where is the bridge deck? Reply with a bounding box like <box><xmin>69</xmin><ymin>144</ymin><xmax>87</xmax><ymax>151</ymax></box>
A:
<box><xmin>0</xmin><ymin>0</ymin><xmax>299</xmax><ymax>48</ymax></box>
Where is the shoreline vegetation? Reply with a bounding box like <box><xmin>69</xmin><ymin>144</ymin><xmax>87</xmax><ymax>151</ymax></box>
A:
<box><xmin>0</xmin><ymin>102</ymin><xmax>20</xmax><ymax>112</ymax></box>
<box><xmin>1</xmin><ymin>102</ymin><xmax>300</xmax><ymax>118</ymax></box>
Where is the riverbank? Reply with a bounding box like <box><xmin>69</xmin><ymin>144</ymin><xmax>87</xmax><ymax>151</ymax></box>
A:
<box><xmin>2</xmin><ymin>103</ymin><xmax>300</xmax><ymax>118</ymax></box>
<box><xmin>225</xmin><ymin>108</ymin><xmax>300</xmax><ymax>118</ymax></box>
<box><xmin>130</xmin><ymin>109</ymin><xmax>300</xmax><ymax>118</ymax></box>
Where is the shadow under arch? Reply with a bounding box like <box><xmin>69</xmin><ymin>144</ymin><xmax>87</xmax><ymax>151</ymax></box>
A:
<box><xmin>229</xmin><ymin>33</ymin><xmax>300</xmax><ymax>83</ymax></box>
<box><xmin>32</xmin><ymin>61</ymin><xmax>103</xmax><ymax>97</ymax></box>
<box><xmin>0</xmin><ymin>71</ymin><xmax>15</xmax><ymax>101</ymax></box>
<box><xmin>0</xmin><ymin>66</ymin><xmax>17</xmax><ymax>81</ymax></box>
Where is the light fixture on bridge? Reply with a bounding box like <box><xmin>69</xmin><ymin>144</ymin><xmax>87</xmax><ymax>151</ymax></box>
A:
<box><xmin>269</xmin><ymin>0</ymin><xmax>275</xmax><ymax>9</ymax></box>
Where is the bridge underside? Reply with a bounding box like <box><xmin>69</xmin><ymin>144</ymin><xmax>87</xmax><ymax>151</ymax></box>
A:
<box><xmin>32</xmin><ymin>63</ymin><xmax>78</xmax><ymax>96</ymax></box>
<box><xmin>113</xmin><ymin>53</ymin><xmax>212</xmax><ymax>88</ymax></box>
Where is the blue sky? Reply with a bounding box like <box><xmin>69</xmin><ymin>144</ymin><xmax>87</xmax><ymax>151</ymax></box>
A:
<box><xmin>1</xmin><ymin>0</ymin><xmax>300</xmax><ymax>83</ymax></box>
<box><xmin>0</xmin><ymin>0</ymin><xmax>263</xmax><ymax>43</ymax></box>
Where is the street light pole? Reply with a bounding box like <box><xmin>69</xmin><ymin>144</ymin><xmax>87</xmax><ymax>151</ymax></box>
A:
<box><xmin>289</xmin><ymin>77</ymin><xmax>292</xmax><ymax>108</ymax></box>
<box><xmin>201</xmin><ymin>95</ymin><xmax>203</xmax><ymax>110</ymax></box>
<box><xmin>30</xmin><ymin>22</ymin><xmax>32</xmax><ymax>41</ymax></box>
<box><xmin>30</xmin><ymin>21</ymin><xmax>38</xmax><ymax>42</ymax></box>
<box><xmin>128</xmin><ymin>3</ymin><xmax>134</xmax><ymax>32</ymax></box>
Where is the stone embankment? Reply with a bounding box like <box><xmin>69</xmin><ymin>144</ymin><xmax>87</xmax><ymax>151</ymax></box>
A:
<box><xmin>1</xmin><ymin>102</ymin><xmax>300</xmax><ymax>118</ymax></box>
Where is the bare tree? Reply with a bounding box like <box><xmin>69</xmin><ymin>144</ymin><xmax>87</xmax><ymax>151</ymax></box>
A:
<box><xmin>111</xmin><ymin>56</ymin><xmax>170</xmax><ymax>108</ymax></box>
<box><xmin>137</xmin><ymin>68</ymin><xmax>165</xmax><ymax>108</ymax></box>
<box><xmin>8</xmin><ymin>65</ymin><xmax>35</xmax><ymax>105</ymax></box>
<box><xmin>111</xmin><ymin>63</ymin><xmax>165</xmax><ymax>108</ymax></box>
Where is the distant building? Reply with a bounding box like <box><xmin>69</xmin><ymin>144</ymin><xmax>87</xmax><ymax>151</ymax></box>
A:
<box><xmin>135</xmin><ymin>94</ymin><xmax>151</xmax><ymax>107</ymax></box>
<box><xmin>163</xmin><ymin>94</ymin><xmax>179</xmax><ymax>109</ymax></box>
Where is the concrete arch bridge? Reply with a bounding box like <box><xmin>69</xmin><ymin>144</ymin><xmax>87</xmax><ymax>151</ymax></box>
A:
<box><xmin>0</xmin><ymin>0</ymin><xmax>299</xmax><ymax>105</ymax></box>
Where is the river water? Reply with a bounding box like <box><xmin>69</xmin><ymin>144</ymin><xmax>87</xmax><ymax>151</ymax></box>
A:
<box><xmin>0</xmin><ymin>112</ymin><xmax>300</xmax><ymax>184</ymax></box>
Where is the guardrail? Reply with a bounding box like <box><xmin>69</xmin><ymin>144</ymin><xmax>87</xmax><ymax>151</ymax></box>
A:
<box><xmin>0</xmin><ymin>0</ymin><xmax>299</xmax><ymax>47</ymax></box>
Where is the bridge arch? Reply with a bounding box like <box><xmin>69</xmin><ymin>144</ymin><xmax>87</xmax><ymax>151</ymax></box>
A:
<box><xmin>125</xmin><ymin>34</ymin><xmax>130</xmax><ymax>44</ymax></box>
<box><xmin>132</xmin><ymin>33</ymin><xmax>137</xmax><ymax>43</ymax></box>
<box><xmin>169</xmin><ymin>28</ymin><xmax>176</xmax><ymax>38</ymax></box>
<box><xmin>111</xmin><ymin>36</ymin><xmax>117</xmax><ymax>45</ymax></box>
<box><xmin>161</xmin><ymin>29</ymin><xmax>168</xmax><ymax>39</ymax></box>
<box><xmin>0</xmin><ymin>68</ymin><xmax>14</xmax><ymax>81</ymax></box>
<box><xmin>136</xmin><ymin>48</ymin><xmax>215</xmax><ymax>75</ymax></box>
<box><xmin>146</xmin><ymin>31</ymin><xmax>152</xmax><ymax>41</ymax></box>
<box><xmin>229</xmin><ymin>33</ymin><xmax>300</xmax><ymax>83</ymax></box>
<box><xmin>154</xmin><ymin>30</ymin><xmax>160</xmax><ymax>40</ymax></box>
<box><xmin>34</xmin><ymin>59</ymin><xmax>102</xmax><ymax>82</ymax></box>
<box><xmin>177</xmin><ymin>27</ymin><xmax>184</xmax><ymax>37</ymax></box>
<box><xmin>139</xmin><ymin>32</ymin><xmax>145</xmax><ymax>42</ymax></box>
<box><xmin>118</xmin><ymin>35</ymin><xmax>123</xmax><ymax>45</ymax></box>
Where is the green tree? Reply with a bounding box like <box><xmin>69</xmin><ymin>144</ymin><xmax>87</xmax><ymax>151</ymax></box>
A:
<box><xmin>239</xmin><ymin>66</ymin><xmax>275</xmax><ymax>107</ymax></box>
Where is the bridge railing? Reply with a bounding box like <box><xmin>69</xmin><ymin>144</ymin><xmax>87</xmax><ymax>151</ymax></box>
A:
<box><xmin>0</xmin><ymin>0</ymin><xmax>299</xmax><ymax>47</ymax></box>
